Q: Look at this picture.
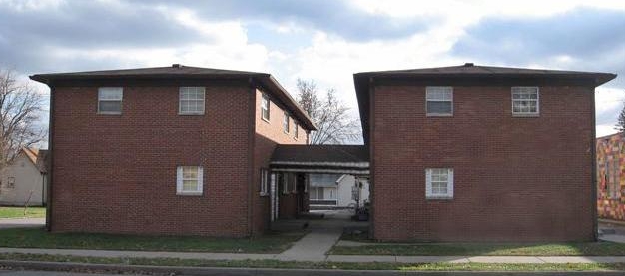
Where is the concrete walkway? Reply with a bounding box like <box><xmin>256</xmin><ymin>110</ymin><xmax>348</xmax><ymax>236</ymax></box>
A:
<box><xmin>0</xmin><ymin>218</ymin><xmax>45</xmax><ymax>229</ymax></box>
<box><xmin>2</xmin><ymin>215</ymin><xmax>625</xmax><ymax>264</ymax></box>
<box><xmin>277</xmin><ymin>228</ymin><xmax>342</xmax><ymax>261</ymax></box>
<box><xmin>3</xmin><ymin>247</ymin><xmax>625</xmax><ymax>264</ymax></box>
<box><xmin>276</xmin><ymin>209</ymin><xmax>349</xmax><ymax>261</ymax></box>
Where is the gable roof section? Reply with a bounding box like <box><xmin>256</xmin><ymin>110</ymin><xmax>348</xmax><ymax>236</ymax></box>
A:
<box><xmin>21</xmin><ymin>147</ymin><xmax>48</xmax><ymax>173</ymax></box>
<box><xmin>30</xmin><ymin>65</ymin><xmax>316</xmax><ymax>131</ymax></box>
<box><xmin>354</xmin><ymin>63</ymin><xmax>618</xmax><ymax>144</ymax></box>
<box><xmin>270</xmin><ymin>144</ymin><xmax>369</xmax><ymax>175</ymax></box>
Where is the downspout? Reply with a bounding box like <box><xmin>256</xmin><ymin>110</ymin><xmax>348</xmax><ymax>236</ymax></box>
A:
<box><xmin>46</xmin><ymin>84</ymin><xmax>55</xmax><ymax>232</ymax></box>
<box><xmin>368</xmin><ymin>77</ymin><xmax>375</xmax><ymax>240</ymax></box>
<box><xmin>591</xmin><ymin>86</ymin><xmax>598</xmax><ymax>241</ymax></box>
<box><xmin>247</xmin><ymin>77</ymin><xmax>256</xmax><ymax>237</ymax></box>
<box><xmin>41</xmin><ymin>173</ymin><xmax>45</xmax><ymax>206</ymax></box>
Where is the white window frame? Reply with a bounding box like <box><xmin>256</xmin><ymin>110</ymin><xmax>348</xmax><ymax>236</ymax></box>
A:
<box><xmin>261</xmin><ymin>93</ymin><xmax>271</xmax><ymax>122</ymax></box>
<box><xmin>425</xmin><ymin>168</ymin><xmax>453</xmax><ymax>199</ymax></box>
<box><xmin>97</xmin><ymin>87</ymin><xmax>123</xmax><ymax>114</ymax></box>
<box><xmin>425</xmin><ymin>86</ymin><xmax>453</xmax><ymax>116</ymax></box>
<box><xmin>179</xmin><ymin>87</ymin><xmax>206</xmax><ymax>115</ymax></box>
<box><xmin>176</xmin><ymin>166</ymin><xmax>204</xmax><ymax>195</ymax></box>
<box><xmin>260</xmin><ymin>168</ymin><xmax>269</xmax><ymax>196</ymax></box>
<box><xmin>283</xmin><ymin>112</ymin><xmax>290</xmax><ymax>134</ymax></box>
<box><xmin>511</xmin><ymin>87</ymin><xmax>539</xmax><ymax>117</ymax></box>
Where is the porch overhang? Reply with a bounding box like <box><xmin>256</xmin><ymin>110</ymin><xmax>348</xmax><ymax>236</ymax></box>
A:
<box><xmin>270</xmin><ymin>145</ymin><xmax>369</xmax><ymax>175</ymax></box>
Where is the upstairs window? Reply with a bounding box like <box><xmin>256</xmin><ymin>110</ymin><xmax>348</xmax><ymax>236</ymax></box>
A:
<box><xmin>283</xmin><ymin>112</ymin><xmax>290</xmax><ymax>133</ymax></box>
<box><xmin>176</xmin><ymin>166</ymin><xmax>204</xmax><ymax>195</ymax></box>
<box><xmin>261</xmin><ymin>93</ymin><xmax>271</xmax><ymax>121</ymax></box>
<box><xmin>294</xmin><ymin>122</ymin><xmax>299</xmax><ymax>139</ymax></box>
<box><xmin>426</xmin><ymin>87</ymin><xmax>453</xmax><ymax>116</ymax></box>
<box><xmin>179</xmin><ymin>87</ymin><xmax>205</xmax><ymax>115</ymax></box>
<box><xmin>98</xmin><ymin>87</ymin><xmax>123</xmax><ymax>114</ymax></box>
<box><xmin>425</xmin><ymin>168</ymin><xmax>453</xmax><ymax>199</ymax></box>
<box><xmin>511</xmin><ymin>87</ymin><xmax>539</xmax><ymax>116</ymax></box>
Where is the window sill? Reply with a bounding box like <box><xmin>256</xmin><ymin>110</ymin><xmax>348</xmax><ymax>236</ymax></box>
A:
<box><xmin>512</xmin><ymin>113</ymin><xmax>540</xmax><ymax>117</ymax></box>
<box><xmin>261</xmin><ymin>117</ymin><xmax>270</xmax><ymax>123</ymax></box>
<box><xmin>426</xmin><ymin>113</ymin><xmax>453</xmax><ymax>117</ymax></box>
<box><xmin>178</xmin><ymin>112</ymin><xmax>205</xmax><ymax>116</ymax></box>
<box><xmin>426</xmin><ymin>196</ymin><xmax>453</xmax><ymax>201</ymax></box>
<box><xmin>177</xmin><ymin>191</ymin><xmax>203</xmax><ymax>196</ymax></box>
<box><xmin>97</xmin><ymin>112</ymin><xmax>122</xmax><ymax>115</ymax></box>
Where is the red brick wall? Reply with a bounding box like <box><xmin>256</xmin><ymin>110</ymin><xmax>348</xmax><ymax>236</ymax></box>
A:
<box><xmin>252</xmin><ymin>89</ymin><xmax>307</xmax><ymax>233</ymax></box>
<box><xmin>597</xmin><ymin>133</ymin><xmax>625</xmax><ymax>220</ymax></box>
<box><xmin>371</xmin><ymin>85</ymin><xmax>595</xmax><ymax>241</ymax></box>
<box><xmin>51</xmin><ymin>84</ymin><xmax>252</xmax><ymax>237</ymax></box>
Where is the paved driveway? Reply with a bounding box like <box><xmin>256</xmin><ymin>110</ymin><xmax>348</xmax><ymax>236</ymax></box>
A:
<box><xmin>0</xmin><ymin>218</ymin><xmax>45</xmax><ymax>229</ymax></box>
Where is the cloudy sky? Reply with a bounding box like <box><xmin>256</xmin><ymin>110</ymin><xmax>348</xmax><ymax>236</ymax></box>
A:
<box><xmin>1</xmin><ymin>0</ymin><xmax>624</xmax><ymax>138</ymax></box>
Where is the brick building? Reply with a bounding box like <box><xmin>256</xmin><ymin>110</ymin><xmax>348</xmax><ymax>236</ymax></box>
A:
<box><xmin>31</xmin><ymin>65</ymin><xmax>316</xmax><ymax>237</ymax></box>
<box><xmin>354</xmin><ymin>63</ymin><xmax>615</xmax><ymax>241</ymax></box>
<box><xmin>32</xmin><ymin>63</ymin><xmax>616</xmax><ymax>241</ymax></box>
<box><xmin>597</xmin><ymin>132</ymin><xmax>625</xmax><ymax>221</ymax></box>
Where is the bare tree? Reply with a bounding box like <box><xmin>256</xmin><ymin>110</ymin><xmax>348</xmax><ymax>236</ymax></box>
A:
<box><xmin>0</xmin><ymin>68</ymin><xmax>46</xmax><ymax>172</ymax></box>
<box><xmin>617</xmin><ymin>101</ymin><xmax>625</xmax><ymax>134</ymax></box>
<box><xmin>296</xmin><ymin>79</ymin><xmax>360</xmax><ymax>144</ymax></box>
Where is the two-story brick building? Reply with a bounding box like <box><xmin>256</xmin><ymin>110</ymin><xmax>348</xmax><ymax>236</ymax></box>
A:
<box><xmin>32</xmin><ymin>63</ymin><xmax>616</xmax><ymax>241</ymax></box>
<box><xmin>354</xmin><ymin>63</ymin><xmax>616</xmax><ymax>241</ymax></box>
<box><xmin>31</xmin><ymin>65</ymin><xmax>316</xmax><ymax>237</ymax></box>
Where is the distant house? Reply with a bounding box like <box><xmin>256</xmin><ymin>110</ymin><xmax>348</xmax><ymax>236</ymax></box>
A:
<box><xmin>0</xmin><ymin>148</ymin><xmax>48</xmax><ymax>206</ymax></box>
<box><xmin>309</xmin><ymin>174</ymin><xmax>369</xmax><ymax>208</ymax></box>
<box><xmin>597</xmin><ymin>132</ymin><xmax>625</xmax><ymax>221</ymax></box>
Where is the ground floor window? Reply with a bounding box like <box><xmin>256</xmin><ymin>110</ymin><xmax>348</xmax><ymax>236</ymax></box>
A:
<box><xmin>176</xmin><ymin>166</ymin><xmax>203</xmax><ymax>195</ymax></box>
<box><xmin>425</xmin><ymin>168</ymin><xmax>453</xmax><ymax>199</ymax></box>
<box><xmin>309</xmin><ymin>187</ymin><xmax>337</xmax><ymax>205</ymax></box>
<box><xmin>310</xmin><ymin>187</ymin><xmax>323</xmax><ymax>200</ymax></box>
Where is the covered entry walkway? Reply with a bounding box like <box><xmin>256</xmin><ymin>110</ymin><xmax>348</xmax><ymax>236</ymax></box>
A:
<box><xmin>267</xmin><ymin>144</ymin><xmax>369</xmax><ymax>227</ymax></box>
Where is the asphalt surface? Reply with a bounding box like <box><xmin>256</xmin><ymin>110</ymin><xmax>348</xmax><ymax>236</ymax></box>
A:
<box><xmin>2</xmin><ymin>268</ymin><xmax>625</xmax><ymax>275</ymax></box>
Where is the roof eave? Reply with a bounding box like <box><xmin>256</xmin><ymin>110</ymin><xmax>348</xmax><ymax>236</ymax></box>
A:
<box><xmin>261</xmin><ymin>75</ymin><xmax>317</xmax><ymax>131</ymax></box>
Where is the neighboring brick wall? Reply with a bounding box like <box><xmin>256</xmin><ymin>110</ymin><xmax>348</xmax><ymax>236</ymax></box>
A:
<box><xmin>252</xmin><ymin>89</ymin><xmax>307</xmax><ymax>232</ymax></box>
<box><xmin>371</xmin><ymin>85</ymin><xmax>595</xmax><ymax>241</ymax></box>
<box><xmin>597</xmin><ymin>133</ymin><xmax>625</xmax><ymax>220</ymax></box>
<box><xmin>51</xmin><ymin>83</ymin><xmax>252</xmax><ymax>237</ymax></box>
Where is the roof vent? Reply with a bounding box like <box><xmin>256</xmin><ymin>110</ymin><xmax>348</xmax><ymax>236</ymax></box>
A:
<box><xmin>172</xmin><ymin>64</ymin><xmax>181</xmax><ymax>68</ymax></box>
<box><xmin>464</xmin><ymin>63</ymin><xmax>474</xmax><ymax>67</ymax></box>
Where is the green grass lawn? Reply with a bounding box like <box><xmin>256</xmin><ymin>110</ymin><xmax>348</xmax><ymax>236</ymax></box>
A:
<box><xmin>0</xmin><ymin>207</ymin><xmax>46</xmax><ymax>218</ymax></box>
<box><xmin>0</xmin><ymin>227</ymin><xmax>305</xmax><ymax>254</ymax></box>
<box><xmin>1</xmin><ymin>253</ymin><xmax>625</xmax><ymax>271</ymax></box>
<box><xmin>331</xmin><ymin>242</ymin><xmax>625</xmax><ymax>256</ymax></box>
<box><xmin>334</xmin><ymin>230</ymin><xmax>625</xmax><ymax>256</ymax></box>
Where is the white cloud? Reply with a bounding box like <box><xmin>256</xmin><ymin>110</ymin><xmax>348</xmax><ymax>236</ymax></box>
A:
<box><xmin>6</xmin><ymin>0</ymin><xmax>624</xmax><ymax>138</ymax></box>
